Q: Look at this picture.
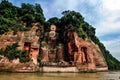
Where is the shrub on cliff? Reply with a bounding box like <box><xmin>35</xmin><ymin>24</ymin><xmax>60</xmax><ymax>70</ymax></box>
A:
<box><xmin>0</xmin><ymin>43</ymin><xmax>30</xmax><ymax>63</ymax></box>
<box><xmin>0</xmin><ymin>0</ymin><xmax>45</xmax><ymax>34</ymax></box>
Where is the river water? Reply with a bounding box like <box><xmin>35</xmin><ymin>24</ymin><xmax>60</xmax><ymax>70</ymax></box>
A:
<box><xmin>0</xmin><ymin>71</ymin><xmax>120</xmax><ymax>80</ymax></box>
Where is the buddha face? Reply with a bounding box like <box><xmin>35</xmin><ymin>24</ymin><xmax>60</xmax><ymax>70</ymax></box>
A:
<box><xmin>50</xmin><ymin>25</ymin><xmax>56</xmax><ymax>31</ymax></box>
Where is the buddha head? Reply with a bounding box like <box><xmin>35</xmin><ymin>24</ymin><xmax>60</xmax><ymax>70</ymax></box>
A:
<box><xmin>50</xmin><ymin>25</ymin><xmax>56</xmax><ymax>31</ymax></box>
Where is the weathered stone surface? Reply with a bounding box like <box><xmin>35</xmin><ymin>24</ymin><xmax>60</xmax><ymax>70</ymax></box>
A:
<box><xmin>41</xmin><ymin>45</ymin><xmax>49</xmax><ymax>62</ymax></box>
<box><xmin>41</xmin><ymin>66</ymin><xmax>79</xmax><ymax>72</ymax></box>
<box><xmin>40</xmin><ymin>25</ymin><xmax>64</xmax><ymax>63</ymax></box>
<box><xmin>66</xmin><ymin>31</ymin><xmax>108</xmax><ymax>70</ymax></box>
<box><xmin>0</xmin><ymin>23</ymin><xmax>108</xmax><ymax>72</ymax></box>
<box><xmin>0</xmin><ymin>56</ymin><xmax>39</xmax><ymax>72</ymax></box>
<box><xmin>0</xmin><ymin>23</ymin><xmax>40</xmax><ymax>65</ymax></box>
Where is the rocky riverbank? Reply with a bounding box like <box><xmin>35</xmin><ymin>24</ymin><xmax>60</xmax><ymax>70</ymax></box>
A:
<box><xmin>0</xmin><ymin>56</ymin><xmax>39</xmax><ymax>72</ymax></box>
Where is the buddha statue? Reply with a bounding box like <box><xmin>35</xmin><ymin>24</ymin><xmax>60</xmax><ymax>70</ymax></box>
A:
<box><xmin>41</xmin><ymin>25</ymin><xmax>64</xmax><ymax>63</ymax></box>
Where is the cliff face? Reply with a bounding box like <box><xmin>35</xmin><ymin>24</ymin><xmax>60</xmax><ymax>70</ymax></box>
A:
<box><xmin>0</xmin><ymin>0</ymin><xmax>120</xmax><ymax>71</ymax></box>
<box><xmin>64</xmin><ymin>31</ymin><xmax>108</xmax><ymax>71</ymax></box>
<box><xmin>0</xmin><ymin>24</ymin><xmax>108</xmax><ymax>72</ymax></box>
<box><xmin>0</xmin><ymin>23</ymin><xmax>40</xmax><ymax>72</ymax></box>
<box><xmin>0</xmin><ymin>23</ymin><xmax>40</xmax><ymax>65</ymax></box>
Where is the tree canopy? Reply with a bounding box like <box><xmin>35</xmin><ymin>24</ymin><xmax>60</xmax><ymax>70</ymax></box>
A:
<box><xmin>0</xmin><ymin>0</ymin><xmax>45</xmax><ymax>34</ymax></box>
<box><xmin>0</xmin><ymin>0</ymin><xmax>120</xmax><ymax>70</ymax></box>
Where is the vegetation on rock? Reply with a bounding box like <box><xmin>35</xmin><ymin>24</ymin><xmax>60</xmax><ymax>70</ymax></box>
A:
<box><xmin>0</xmin><ymin>0</ymin><xmax>120</xmax><ymax>70</ymax></box>
<box><xmin>0</xmin><ymin>43</ymin><xmax>30</xmax><ymax>63</ymax></box>
<box><xmin>0</xmin><ymin>0</ymin><xmax>45</xmax><ymax>34</ymax></box>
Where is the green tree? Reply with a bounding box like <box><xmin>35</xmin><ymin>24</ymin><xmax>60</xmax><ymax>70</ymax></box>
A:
<box><xmin>21</xmin><ymin>14</ymin><xmax>34</xmax><ymax>27</ymax></box>
<box><xmin>47</xmin><ymin>17</ymin><xmax>59</xmax><ymax>26</ymax></box>
<box><xmin>21</xmin><ymin>3</ymin><xmax>35</xmax><ymax>15</ymax></box>
<box><xmin>35</xmin><ymin>3</ymin><xmax>44</xmax><ymax>15</ymax></box>
<box><xmin>1</xmin><ymin>43</ymin><xmax>30</xmax><ymax>62</ymax></box>
<box><xmin>60</xmin><ymin>10</ymin><xmax>84</xmax><ymax>27</ymax></box>
<box><xmin>35</xmin><ymin>13</ymin><xmax>45</xmax><ymax>24</ymax></box>
<box><xmin>0</xmin><ymin>0</ymin><xmax>18</xmax><ymax>18</ymax></box>
<box><xmin>18</xmin><ymin>50</ymin><xmax>30</xmax><ymax>63</ymax></box>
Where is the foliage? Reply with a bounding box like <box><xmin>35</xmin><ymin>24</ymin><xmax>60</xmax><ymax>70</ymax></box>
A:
<box><xmin>60</xmin><ymin>10</ymin><xmax>84</xmax><ymax>27</ymax></box>
<box><xmin>20</xmin><ymin>3</ymin><xmax>45</xmax><ymax>25</ymax></box>
<box><xmin>98</xmin><ymin>42</ymin><xmax>120</xmax><ymax>70</ymax></box>
<box><xmin>0</xmin><ymin>0</ymin><xmax>45</xmax><ymax>34</ymax></box>
<box><xmin>47</xmin><ymin>17</ymin><xmax>59</xmax><ymax>26</ymax></box>
<box><xmin>35</xmin><ymin>13</ymin><xmax>45</xmax><ymax>25</ymax></box>
<box><xmin>18</xmin><ymin>50</ymin><xmax>30</xmax><ymax>63</ymax></box>
<box><xmin>21</xmin><ymin>13</ymin><xmax>34</xmax><ymax>27</ymax></box>
<box><xmin>0</xmin><ymin>16</ymin><xmax>26</xmax><ymax>35</ymax></box>
<box><xmin>0</xmin><ymin>24</ymin><xmax>9</xmax><ymax>34</ymax></box>
<box><xmin>21</xmin><ymin>3</ymin><xmax>35</xmax><ymax>15</ymax></box>
<box><xmin>0</xmin><ymin>0</ymin><xmax>17</xmax><ymax>18</ymax></box>
<box><xmin>0</xmin><ymin>0</ymin><xmax>120</xmax><ymax>70</ymax></box>
<box><xmin>0</xmin><ymin>43</ymin><xmax>30</xmax><ymax>63</ymax></box>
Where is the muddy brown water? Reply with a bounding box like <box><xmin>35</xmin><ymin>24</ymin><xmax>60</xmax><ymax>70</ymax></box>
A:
<box><xmin>0</xmin><ymin>71</ymin><xmax>120</xmax><ymax>80</ymax></box>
